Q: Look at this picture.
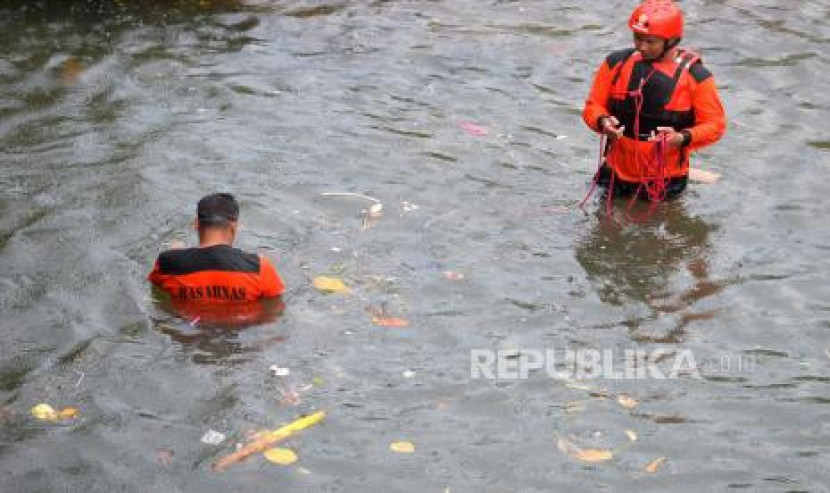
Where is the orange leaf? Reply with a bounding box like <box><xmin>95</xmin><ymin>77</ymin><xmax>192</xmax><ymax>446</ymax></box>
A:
<box><xmin>557</xmin><ymin>437</ymin><xmax>613</xmax><ymax>463</ymax></box>
<box><xmin>57</xmin><ymin>407</ymin><xmax>80</xmax><ymax>420</ymax></box>
<box><xmin>644</xmin><ymin>457</ymin><xmax>667</xmax><ymax>473</ymax></box>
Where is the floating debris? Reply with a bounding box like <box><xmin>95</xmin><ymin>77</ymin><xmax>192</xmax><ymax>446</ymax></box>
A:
<box><xmin>31</xmin><ymin>403</ymin><xmax>58</xmax><ymax>421</ymax></box>
<box><xmin>617</xmin><ymin>394</ymin><xmax>639</xmax><ymax>409</ymax></box>
<box><xmin>312</xmin><ymin>276</ymin><xmax>349</xmax><ymax>294</ymax></box>
<box><xmin>459</xmin><ymin>121</ymin><xmax>488</xmax><ymax>137</ymax></box>
<box><xmin>557</xmin><ymin>437</ymin><xmax>613</xmax><ymax>463</ymax></box>
<box><xmin>201</xmin><ymin>429</ymin><xmax>226</xmax><ymax>445</ymax></box>
<box><xmin>644</xmin><ymin>456</ymin><xmax>667</xmax><ymax>473</ymax></box>
<box><xmin>213</xmin><ymin>411</ymin><xmax>326</xmax><ymax>472</ymax></box>
<box><xmin>390</xmin><ymin>441</ymin><xmax>415</xmax><ymax>453</ymax></box>
<box><xmin>688</xmin><ymin>168</ymin><xmax>721</xmax><ymax>184</ymax></box>
<box><xmin>157</xmin><ymin>449</ymin><xmax>174</xmax><ymax>466</ymax></box>
<box><xmin>30</xmin><ymin>403</ymin><xmax>80</xmax><ymax>423</ymax></box>
<box><xmin>270</xmin><ymin>365</ymin><xmax>290</xmax><ymax>377</ymax></box>
<box><xmin>263</xmin><ymin>447</ymin><xmax>298</xmax><ymax>466</ymax></box>
<box><xmin>372</xmin><ymin>316</ymin><xmax>410</xmax><ymax>328</ymax></box>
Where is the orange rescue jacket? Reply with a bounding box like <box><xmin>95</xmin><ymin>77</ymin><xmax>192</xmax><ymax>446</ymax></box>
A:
<box><xmin>148</xmin><ymin>245</ymin><xmax>285</xmax><ymax>302</ymax></box>
<box><xmin>583</xmin><ymin>48</ymin><xmax>726</xmax><ymax>183</ymax></box>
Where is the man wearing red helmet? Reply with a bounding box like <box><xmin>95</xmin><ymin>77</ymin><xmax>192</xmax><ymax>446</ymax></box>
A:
<box><xmin>583</xmin><ymin>0</ymin><xmax>726</xmax><ymax>199</ymax></box>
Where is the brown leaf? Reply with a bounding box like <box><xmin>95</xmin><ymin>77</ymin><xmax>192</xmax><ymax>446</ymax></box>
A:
<box><xmin>60</xmin><ymin>57</ymin><xmax>83</xmax><ymax>85</ymax></box>
<box><xmin>557</xmin><ymin>437</ymin><xmax>613</xmax><ymax>463</ymax></box>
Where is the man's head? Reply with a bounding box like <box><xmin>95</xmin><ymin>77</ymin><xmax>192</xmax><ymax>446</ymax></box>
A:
<box><xmin>195</xmin><ymin>193</ymin><xmax>239</xmax><ymax>244</ymax></box>
<box><xmin>629</xmin><ymin>0</ymin><xmax>684</xmax><ymax>60</ymax></box>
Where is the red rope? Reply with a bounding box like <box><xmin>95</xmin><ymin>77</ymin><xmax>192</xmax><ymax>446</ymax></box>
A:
<box><xmin>581</xmin><ymin>66</ymin><xmax>672</xmax><ymax>223</ymax></box>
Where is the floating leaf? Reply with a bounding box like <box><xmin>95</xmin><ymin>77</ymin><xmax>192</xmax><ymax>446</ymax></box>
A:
<box><xmin>31</xmin><ymin>403</ymin><xmax>58</xmax><ymax>421</ymax></box>
<box><xmin>312</xmin><ymin>376</ymin><xmax>325</xmax><ymax>386</ymax></box>
<box><xmin>59</xmin><ymin>57</ymin><xmax>84</xmax><ymax>85</ymax></box>
<box><xmin>390</xmin><ymin>441</ymin><xmax>415</xmax><ymax>453</ymax></box>
<box><xmin>57</xmin><ymin>407</ymin><xmax>80</xmax><ymax>420</ymax></box>
<box><xmin>617</xmin><ymin>394</ymin><xmax>639</xmax><ymax>409</ymax></box>
<box><xmin>557</xmin><ymin>437</ymin><xmax>613</xmax><ymax>463</ymax></box>
<box><xmin>263</xmin><ymin>447</ymin><xmax>298</xmax><ymax>465</ymax></box>
<box><xmin>312</xmin><ymin>276</ymin><xmax>349</xmax><ymax>293</ymax></box>
<box><xmin>372</xmin><ymin>316</ymin><xmax>410</xmax><ymax>328</ymax></box>
<box><xmin>644</xmin><ymin>456</ymin><xmax>667</xmax><ymax>473</ymax></box>
<box><xmin>625</xmin><ymin>430</ymin><xmax>638</xmax><ymax>442</ymax></box>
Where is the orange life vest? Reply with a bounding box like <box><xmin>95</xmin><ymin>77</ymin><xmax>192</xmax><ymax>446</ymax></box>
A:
<box><xmin>604</xmin><ymin>48</ymin><xmax>701</xmax><ymax>183</ymax></box>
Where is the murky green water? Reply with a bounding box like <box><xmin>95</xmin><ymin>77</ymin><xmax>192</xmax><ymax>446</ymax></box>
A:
<box><xmin>1</xmin><ymin>1</ymin><xmax>829</xmax><ymax>491</ymax></box>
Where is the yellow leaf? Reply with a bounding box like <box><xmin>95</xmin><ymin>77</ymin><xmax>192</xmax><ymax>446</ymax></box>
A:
<box><xmin>372</xmin><ymin>316</ymin><xmax>410</xmax><ymax>327</ymax></box>
<box><xmin>263</xmin><ymin>447</ymin><xmax>298</xmax><ymax>465</ymax></box>
<box><xmin>57</xmin><ymin>407</ymin><xmax>80</xmax><ymax>420</ymax></box>
<box><xmin>617</xmin><ymin>394</ymin><xmax>639</xmax><ymax>409</ymax></box>
<box><xmin>644</xmin><ymin>456</ymin><xmax>667</xmax><ymax>473</ymax></box>
<box><xmin>390</xmin><ymin>441</ymin><xmax>415</xmax><ymax>453</ymax></box>
<box><xmin>574</xmin><ymin>448</ymin><xmax>613</xmax><ymax>462</ymax></box>
<box><xmin>31</xmin><ymin>403</ymin><xmax>58</xmax><ymax>421</ymax></box>
<box><xmin>312</xmin><ymin>276</ymin><xmax>349</xmax><ymax>293</ymax></box>
<box><xmin>557</xmin><ymin>437</ymin><xmax>613</xmax><ymax>463</ymax></box>
<box><xmin>625</xmin><ymin>430</ymin><xmax>638</xmax><ymax>442</ymax></box>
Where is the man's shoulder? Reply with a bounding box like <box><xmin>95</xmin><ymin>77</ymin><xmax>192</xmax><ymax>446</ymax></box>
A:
<box><xmin>688</xmin><ymin>60</ymin><xmax>713</xmax><ymax>83</ymax></box>
<box><xmin>606</xmin><ymin>48</ymin><xmax>637</xmax><ymax>69</ymax></box>
<box><xmin>157</xmin><ymin>245</ymin><xmax>260</xmax><ymax>275</ymax></box>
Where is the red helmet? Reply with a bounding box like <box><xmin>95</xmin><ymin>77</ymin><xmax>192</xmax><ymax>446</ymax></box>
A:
<box><xmin>628</xmin><ymin>0</ymin><xmax>684</xmax><ymax>40</ymax></box>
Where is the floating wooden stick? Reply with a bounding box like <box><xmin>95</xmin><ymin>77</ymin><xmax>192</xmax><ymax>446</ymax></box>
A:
<box><xmin>212</xmin><ymin>411</ymin><xmax>326</xmax><ymax>472</ymax></box>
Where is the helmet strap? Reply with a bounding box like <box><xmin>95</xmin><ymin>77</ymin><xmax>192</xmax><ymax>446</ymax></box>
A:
<box><xmin>660</xmin><ymin>37</ymin><xmax>681</xmax><ymax>59</ymax></box>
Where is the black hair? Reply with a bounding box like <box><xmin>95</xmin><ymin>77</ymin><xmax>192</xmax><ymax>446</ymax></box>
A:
<box><xmin>197</xmin><ymin>193</ymin><xmax>239</xmax><ymax>226</ymax></box>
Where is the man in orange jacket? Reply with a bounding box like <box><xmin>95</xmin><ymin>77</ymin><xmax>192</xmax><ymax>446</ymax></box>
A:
<box><xmin>149</xmin><ymin>193</ymin><xmax>285</xmax><ymax>326</ymax></box>
<box><xmin>583</xmin><ymin>0</ymin><xmax>726</xmax><ymax>199</ymax></box>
